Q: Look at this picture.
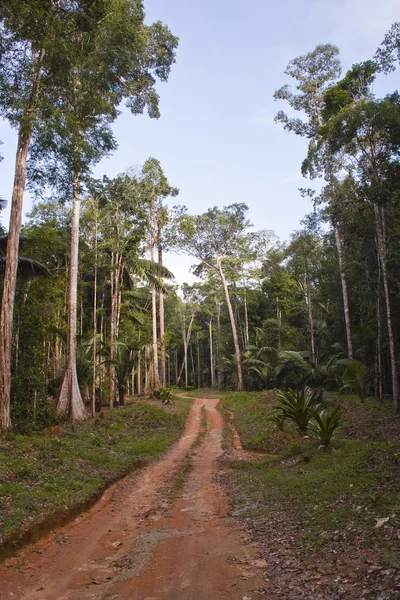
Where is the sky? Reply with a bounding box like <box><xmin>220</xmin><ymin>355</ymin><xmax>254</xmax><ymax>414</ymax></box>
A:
<box><xmin>0</xmin><ymin>0</ymin><xmax>399</xmax><ymax>284</ymax></box>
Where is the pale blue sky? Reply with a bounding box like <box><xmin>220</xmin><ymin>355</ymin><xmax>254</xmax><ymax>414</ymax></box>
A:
<box><xmin>1</xmin><ymin>0</ymin><xmax>399</xmax><ymax>283</ymax></box>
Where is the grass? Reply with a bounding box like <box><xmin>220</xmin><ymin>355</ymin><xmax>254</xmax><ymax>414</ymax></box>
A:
<box><xmin>0</xmin><ymin>396</ymin><xmax>191</xmax><ymax>557</ymax></box>
<box><xmin>220</xmin><ymin>389</ymin><xmax>400</xmax><ymax>599</ymax></box>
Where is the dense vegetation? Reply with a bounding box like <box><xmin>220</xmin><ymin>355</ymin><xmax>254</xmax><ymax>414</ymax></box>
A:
<box><xmin>1</xmin><ymin>18</ymin><xmax>400</xmax><ymax>430</ymax></box>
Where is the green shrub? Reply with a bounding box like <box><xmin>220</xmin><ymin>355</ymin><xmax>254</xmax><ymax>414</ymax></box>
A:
<box><xmin>276</xmin><ymin>387</ymin><xmax>322</xmax><ymax>433</ymax></box>
<box><xmin>153</xmin><ymin>387</ymin><xmax>174</xmax><ymax>404</ymax></box>
<box><xmin>269</xmin><ymin>413</ymin><xmax>286</xmax><ymax>431</ymax></box>
<box><xmin>309</xmin><ymin>407</ymin><xmax>343</xmax><ymax>447</ymax></box>
<box><xmin>342</xmin><ymin>361</ymin><xmax>370</xmax><ymax>403</ymax></box>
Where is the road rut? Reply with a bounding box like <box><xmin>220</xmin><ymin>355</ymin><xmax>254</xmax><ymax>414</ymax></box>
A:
<box><xmin>0</xmin><ymin>397</ymin><xmax>266</xmax><ymax>599</ymax></box>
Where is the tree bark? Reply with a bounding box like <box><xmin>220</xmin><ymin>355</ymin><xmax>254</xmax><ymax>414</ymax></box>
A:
<box><xmin>217</xmin><ymin>257</ymin><xmax>243</xmax><ymax>391</ymax></box>
<box><xmin>209</xmin><ymin>319</ymin><xmax>215</xmax><ymax>387</ymax></box>
<box><xmin>242</xmin><ymin>271</ymin><xmax>249</xmax><ymax>347</ymax></box>
<box><xmin>197</xmin><ymin>332</ymin><xmax>201</xmax><ymax>389</ymax></box>
<box><xmin>0</xmin><ymin>48</ymin><xmax>45</xmax><ymax>429</ymax></box>
<box><xmin>334</xmin><ymin>225</ymin><xmax>354</xmax><ymax>360</ymax></box>
<box><xmin>57</xmin><ymin>173</ymin><xmax>87</xmax><ymax>421</ymax></box>
<box><xmin>304</xmin><ymin>271</ymin><xmax>315</xmax><ymax>359</ymax></box>
<box><xmin>150</xmin><ymin>239</ymin><xmax>160</xmax><ymax>388</ymax></box>
<box><xmin>177</xmin><ymin>311</ymin><xmax>195</xmax><ymax>386</ymax></box>
<box><xmin>137</xmin><ymin>350</ymin><xmax>142</xmax><ymax>395</ymax></box>
<box><xmin>374</xmin><ymin>204</ymin><xmax>399</xmax><ymax>409</ymax></box>
<box><xmin>109</xmin><ymin>252</ymin><xmax>116</xmax><ymax>408</ymax></box>
<box><xmin>158</xmin><ymin>241</ymin><xmax>166</xmax><ymax>386</ymax></box>
<box><xmin>92</xmin><ymin>214</ymin><xmax>98</xmax><ymax>416</ymax></box>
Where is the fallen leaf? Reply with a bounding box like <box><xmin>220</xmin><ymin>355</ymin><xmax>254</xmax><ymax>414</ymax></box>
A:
<box><xmin>375</xmin><ymin>517</ymin><xmax>389</xmax><ymax>528</ymax></box>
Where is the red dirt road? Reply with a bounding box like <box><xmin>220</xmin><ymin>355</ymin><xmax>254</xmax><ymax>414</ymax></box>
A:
<box><xmin>0</xmin><ymin>397</ymin><xmax>266</xmax><ymax>599</ymax></box>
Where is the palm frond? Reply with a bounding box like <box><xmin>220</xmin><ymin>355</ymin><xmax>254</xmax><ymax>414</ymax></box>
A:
<box><xmin>0</xmin><ymin>257</ymin><xmax>51</xmax><ymax>279</ymax></box>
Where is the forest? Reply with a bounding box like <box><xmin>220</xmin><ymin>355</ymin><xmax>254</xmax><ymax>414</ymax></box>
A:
<box><xmin>1</xmin><ymin>13</ymin><xmax>400</xmax><ymax>429</ymax></box>
<box><xmin>0</xmin><ymin>3</ymin><xmax>400</xmax><ymax>599</ymax></box>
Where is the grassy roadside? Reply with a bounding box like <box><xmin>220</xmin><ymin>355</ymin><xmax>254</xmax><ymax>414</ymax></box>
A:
<box><xmin>0</xmin><ymin>396</ymin><xmax>191</xmax><ymax>559</ymax></box>
<box><xmin>219</xmin><ymin>390</ymin><xmax>400</xmax><ymax>599</ymax></box>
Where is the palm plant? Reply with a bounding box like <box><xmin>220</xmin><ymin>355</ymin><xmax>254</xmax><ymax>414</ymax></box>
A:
<box><xmin>309</xmin><ymin>407</ymin><xmax>343</xmax><ymax>447</ymax></box>
<box><xmin>0</xmin><ymin>235</ymin><xmax>50</xmax><ymax>279</ymax></box>
<box><xmin>113</xmin><ymin>342</ymin><xmax>138</xmax><ymax>406</ymax></box>
<box><xmin>276</xmin><ymin>386</ymin><xmax>322</xmax><ymax>433</ymax></box>
<box><xmin>342</xmin><ymin>361</ymin><xmax>370</xmax><ymax>403</ymax></box>
<box><xmin>278</xmin><ymin>349</ymin><xmax>349</xmax><ymax>389</ymax></box>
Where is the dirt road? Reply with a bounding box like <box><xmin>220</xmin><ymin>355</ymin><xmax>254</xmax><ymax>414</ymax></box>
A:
<box><xmin>0</xmin><ymin>397</ymin><xmax>266</xmax><ymax>600</ymax></box>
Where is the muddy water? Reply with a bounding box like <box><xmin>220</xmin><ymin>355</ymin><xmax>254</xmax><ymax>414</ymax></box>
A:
<box><xmin>0</xmin><ymin>397</ymin><xmax>266</xmax><ymax>600</ymax></box>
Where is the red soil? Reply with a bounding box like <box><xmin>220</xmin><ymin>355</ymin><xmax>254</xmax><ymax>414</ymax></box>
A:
<box><xmin>0</xmin><ymin>397</ymin><xmax>266</xmax><ymax>599</ymax></box>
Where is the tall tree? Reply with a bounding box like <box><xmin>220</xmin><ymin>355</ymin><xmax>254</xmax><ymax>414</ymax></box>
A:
<box><xmin>140</xmin><ymin>158</ymin><xmax>178</xmax><ymax>388</ymax></box>
<box><xmin>178</xmin><ymin>204</ymin><xmax>259</xmax><ymax>391</ymax></box>
<box><xmin>0</xmin><ymin>1</ymin><xmax>89</xmax><ymax>427</ymax></box>
<box><xmin>25</xmin><ymin>3</ymin><xmax>178</xmax><ymax>421</ymax></box>
<box><xmin>321</xmin><ymin>92</ymin><xmax>400</xmax><ymax>408</ymax></box>
<box><xmin>274</xmin><ymin>44</ymin><xmax>355</xmax><ymax>361</ymax></box>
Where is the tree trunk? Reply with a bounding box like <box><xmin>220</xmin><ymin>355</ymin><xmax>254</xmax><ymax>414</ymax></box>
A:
<box><xmin>374</xmin><ymin>204</ymin><xmax>399</xmax><ymax>409</ymax></box>
<box><xmin>217</xmin><ymin>258</ymin><xmax>243</xmax><ymax>391</ymax></box>
<box><xmin>92</xmin><ymin>216</ymin><xmax>98</xmax><ymax>416</ymax></box>
<box><xmin>216</xmin><ymin>300</ymin><xmax>223</xmax><ymax>388</ymax></box>
<box><xmin>118</xmin><ymin>381</ymin><xmax>126</xmax><ymax>406</ymax></box>
<box><xmin>0</xmin><ymin>50</ymin><xmax>45</xmax><ymax>428</ymax></box>
<box><xmin>197</xmin><ymin>332</ymin><xmax>201</xmax><ymax>389</ymax></box>
<box><xmin>376</xmin><ymin>251</ymin><xmax>383</xmax><ymax>401</ymax></box>
<box><xmin>209</xmin><ymin>319</ymin><xmax>215</xmax><ymax>387</ymax></box>
<box><xmin>158</xmin><ymin>242</ymin><xmax>166</xmax><ymax>386</ymax></box>
<box><xmin>109</xmin><ymin>252</ymin><xmax>116</xmax><ymax>408</ymax></box>
<box><xmin>243</xmin><ymin>271</ymin><xmax>249</xmax><ymax>347</ymax></box>
<box><xmin>137</xmin><ymin>351</ymin><xmax>142</xmax><ymax>395</ymax></box>
<box><xmin>305</xmin><ymin>272</ymin><xmax>315</xmax><ymax>359</ymax></box>
<box><xmin>57</xmin><ymin>173</ymin><xmax>87</xmax><ymax>421</ymax></box>
<box><xmin>334</xmin><ymin>225</ymin><xmax>354</xmax><ymax>360</ymax></box>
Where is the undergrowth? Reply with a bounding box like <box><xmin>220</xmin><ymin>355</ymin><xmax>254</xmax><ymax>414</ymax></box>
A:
<box><xmin>221</xmin><ymin>389</ymin><xmax>400</xmax><ymax>599</ymax></box>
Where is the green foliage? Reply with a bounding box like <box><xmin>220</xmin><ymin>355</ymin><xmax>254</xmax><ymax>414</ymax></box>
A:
<box><xmin>268</xmin><ymin>412</ymin><xmax>286</xmax><ymax>431</ymax></box>
<box><xmin>309</xmin><ymin>407</ymin><xmax>343</xmax><ymax>447</ymax></box>
<box><xmin>342</xmin><ymin>361</ymin><xmax>370</xmax><ymax>403</ymax></box>
<box><xmin>153</xmin><ymin>386</ymin><xmax>174</xmax><ymax>404</ymax></box>
<box><xmin>276</xmin><ymin>387</ymin><xmax>322</xmax><ymax>433</ymax></box>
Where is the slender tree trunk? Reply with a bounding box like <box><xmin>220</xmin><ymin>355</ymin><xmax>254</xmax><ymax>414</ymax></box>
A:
<box><xmin>0</xmin><ymin>50</ymin><xmax>45</xmax><ymax>428</ymax></box>
<box><xmin>190</xmin><ymin>343</ymin><xmax>196</xmax><ymax>385</ymax></box>
<box><xmin>217</xmin><ymin>258</ymin><xmax>243</xmax><ymax>391</ymax></box>
<box><xmin>80</xmin><ymin>291</ymin><xmax>83</xmax><ymax>336</ymax></box>
<box><xmin>137</xmin><ymin>351</ymin><xmax>142</xmax><ymax>395</ymax></box>
<box><xmin>109</xmin><ymin>253</ymin><xmax>116</xmax><ymax>408</ymax></box>
<box><xmin>184</xmin><ymin>342</ymin><xmax>188</xmax><ymax>387</ymax></box>
<box><xmin>92</xmin><ymin>217</ymin><xmax>98</xmax><ymax>417</ymax></box>
<box><xmin>179</xmin><ymin>311</ymin><xmax>195</xmax><ymax>387</ymax></box>
<box><xmin>242</xmin><ymin>271</ymin><xmax>249</xmax><ymax>347</ymax></box>
<box><xmin>304</xmin><ymin>272</ymin><xmax>315</xmax><ymax>359</ymax></box>
<box><xmin>196</xmin><ymin>332</ymin><xmax>201</xmax><ymax>388</ymax></box>
<box><xmin>176</xmin><ymin>356</ymin><xmax>185</xmax><ymax>386</ymax></box>
<box><xmin>57</xmin><ymin>172</ymin><xmax>87</xmax><ymax>421</ymax></box>
<box><xmin>131</xmin><ymin>354</ymin><xmax>135</xmax><ymax>396</ymax></box>
<box><xmin>158</xmin><ymin>242</ymin><xmax>166</xmax><ymax>386</ymax></box>
<box><xmin>216</xmin><ymin>300</ymin><xmax>223</xmax><ymax>388</ymax></box>
<box><xmin>209</xmin><ymin>319</ymin><xmax>215</xmax><ymax>387</ymax></box>
<box><xmin>374</xmin><ymin>204</ymin><xmax>398</xmax><ymax>409</ymax></box>
<box><xmin>151</xmin><ymin>280</ymin><xmax>159</xmax><ymax>388</ymax></box>
<box><xmin>334</xmin><ymin>225</ymin><xmax>353</xmax><ymax>360</ymax></box>
<box><xmin>376</xmin><ymin>252</ymin><xmax>383</xmax><ymax>401</ymax></box>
